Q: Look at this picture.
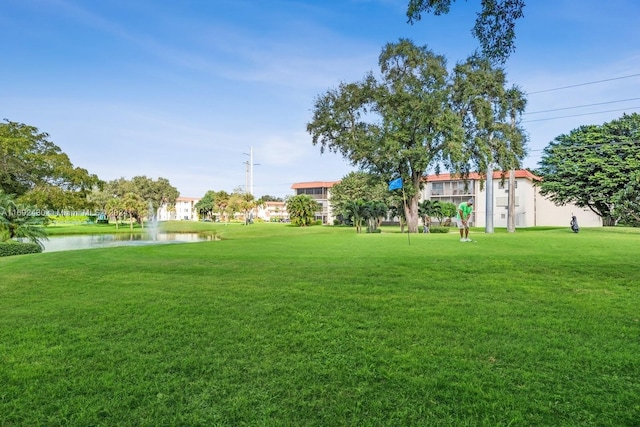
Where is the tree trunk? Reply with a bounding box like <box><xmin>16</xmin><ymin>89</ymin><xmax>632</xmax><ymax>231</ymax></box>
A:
<box><xmin>602</xmin><ymin>215</ymin><xmax>616</xmax><ymax>226</ymax></box>
<box><xmin>507</xmin><ymin>169</ymin><xmax>516</xmax><ymax>233</ymax></box>
<box><xmin>405</xmin><ymin>194</ymin><xmax>420</xmax><ymax>233</ymax></box>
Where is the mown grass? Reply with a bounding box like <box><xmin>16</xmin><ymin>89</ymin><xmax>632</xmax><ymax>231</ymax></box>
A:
<box><xmin>1</xmin><ymin>224</ymin><xmax>639</xmax><ymax>426</ymax></box>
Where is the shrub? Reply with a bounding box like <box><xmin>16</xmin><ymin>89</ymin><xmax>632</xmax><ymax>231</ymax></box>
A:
<box><xmin>429</xmin><ymin>226</ymin><xmax>450</xmax><ymax>233</ymax></box>
<box><xmin>49</xmin><ymin>215</ymin><xmax>87</xmax><ymax>224</ymax></box>
<box><xmin>0</xmin><ymin>241</ymin><xmax>43</xmax><ymax>257</ymax></box>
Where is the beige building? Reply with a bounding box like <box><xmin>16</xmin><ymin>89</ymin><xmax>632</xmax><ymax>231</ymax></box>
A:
<box><xmin>290</xmin><ymin>170</ymin><xmax>602</xmax><ymax>228</ymax></box>
<box><xmin>158</xmin><ymin>197</ymin><xmax>287</xmax><ymax>223</ymax></box>
<box><xmin>291</xmin><ymin>181</ymin><xmax>340</xmax><ymax>224</ymax></box>
<box><xmin>256</xmin><ymin>201</ymin><xmax>288</xmax><ymax>222</ymax></box>
<box><xmin>421</xmin><ymin>170</ymin><xmax>602</xmax><ymax>228</ymax></box>
<box><xmin>157</xmin><ymin>196</ymin><xmax>200</xmax><ymax>221</ymax></box>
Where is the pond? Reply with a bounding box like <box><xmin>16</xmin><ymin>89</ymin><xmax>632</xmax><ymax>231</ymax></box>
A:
<box><xmin>42</xmin><ymin>232</ymin><xmax>215</xmax><ymax>253</ymax></box>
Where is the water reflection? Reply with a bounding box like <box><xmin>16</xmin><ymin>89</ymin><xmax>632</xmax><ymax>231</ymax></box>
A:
<box><xmin>43</xmin><ymin>232</ymin><xmax>214</xmax><ymax>253</ymax></box>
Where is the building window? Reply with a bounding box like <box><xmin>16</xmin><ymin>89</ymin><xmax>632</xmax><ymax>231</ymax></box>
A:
<box><xmin>452</xmin><ymin>181</ymin><xmax>472</xmax><ymax>195</ymax></box>
<box><xmin>496</xmin><ymin>197</ymin><xmax>519</xmax><ymax>207</ymax></box>
<box><xmin>431</xmin><ymin>182</ymin><xmax>443</xmax><ymax>195</ymax></box>
<box><xmin>297</xmin><ymin>188</ymin><xmax>325</xmax><ymax>196</ymax></box>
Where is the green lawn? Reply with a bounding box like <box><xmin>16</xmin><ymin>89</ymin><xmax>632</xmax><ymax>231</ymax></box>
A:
<box><xmin>1</xmin><ymin>224</ymin><xmax>639</xmax><ymax>426</ymax></box>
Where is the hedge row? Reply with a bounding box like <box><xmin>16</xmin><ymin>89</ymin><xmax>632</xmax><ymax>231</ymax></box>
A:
<box><xmin>0</xmin><ymin>241</ymin><xmax>43</xmax><ymax>257</ymax></box>
<box><xmin>428</xmin><ymin>226</ymin><xmax>450</xmax><ymax>233</ymax></box>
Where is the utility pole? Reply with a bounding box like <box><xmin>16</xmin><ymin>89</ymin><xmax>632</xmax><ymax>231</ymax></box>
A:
<box><xmin>243</xmin><ymin>147</ymin><xmax>260</xmax><ymax>196</ymax></box>
<box><xmin>244</xmin><ymin>160</ymin><xmax>250</xmax><ymax>195</ymax></box>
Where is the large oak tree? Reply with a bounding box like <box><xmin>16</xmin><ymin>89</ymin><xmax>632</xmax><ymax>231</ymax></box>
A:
<box><xmin>406</xmin><ymin>0</ymin><xmax>525</xmax><ymax>63</ymax></box>
<box><xmin>452</xmin><ymin>55</ymin><xmax>527</xmax><ymax>174</ymax></box>
<box><xmin>307</xmin><ymin>39</ymin><xmax>464</xmax><ymax>233</ymax></box>
<box><xmin>537</xmin><ymin>113</ymin><xmax>640</xmax><ymax>226</ymax></box>
<box><xmin>329</xmin><ymin>172</ymin><xmax>388</xmax><ymax>220</ymax></box>
<box><xmin>308</xmin><ymin>40</ymin><xmax>525</xmax><ymax>233</ymax></box>
<box><xmin>452</xmin><ymin>55</ymin><xmax>527</xmax><ymax>231</ymax></box>
<box><xmin>95</xmin><ymin>176</ymin><xmax>179</xmax><ymax>223</ymax></box>
<box><xmin>0</xmin><ymin>120</ymin><xmax>100</xmax><ymax>209</ymax></box>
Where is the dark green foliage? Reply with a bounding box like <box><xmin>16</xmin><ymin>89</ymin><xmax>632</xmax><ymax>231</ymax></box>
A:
<box><xmin>307</xmin><ymin>39</ymin><xmax>463</xmax><ymax>233</ymax></box>
<box><xmin>0</xmin><ymin>241</ymin><xmax>42</xmax><ymax>257</ymax></box>
<box><xmin>429</xmin><ymin>226</ymin><xmax>451</xmax><ymax>233</ymax></box>
<box><xmin>308</xmin><ymin>40</ymin><xmax>526</xmax><ymax>233</ymax></box>
<box><xmin>98</xmin><ymin>176</ymin><xmax>179</xmax><ymax>220</ymax></box>
<box><xmin>0</xmin><ymin>120</ymin><xmax>101</xmax><ymax>208</ymax></box>
<box><xmin>452</xmin><ymin>55</ymin><xmax>527</xmax><ymax>174</ymax></box>
<box><xmin>285</xmin><ymin>194</ymin><xmax>320</xmax><ymax>226</ymax></box>
<box><xmin>330</xmin><ymin>172</ymin><xmax>388</xmax><ymax>217</ymax></box>
<box><xmin>419</xmin><ymin>199</ymin><xmax>441</xmax><ymax>228</ymax></box>
<box><xmin>613</xmin><ymin>171</ymin><xmax>640</xmax><ymax>226</ymax></box>
<box><xmin>341</xmin><ymin>199</ymin><xmax>388</xmax><ymax>233</ymax></box>
<box><xmin>406</xmin><ymin>0</ymin><xmax>526</xmax><ymax>63</ymax></box>
<box><xmin>537</xmin><ymin>113</ymin><xmax>640</xmax><ymax>225</ymax></box>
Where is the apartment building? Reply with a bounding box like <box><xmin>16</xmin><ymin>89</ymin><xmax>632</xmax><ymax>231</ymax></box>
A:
<box><xmin>290</xmin><ymin>181</ymin><xmax>339</xmax><ymax>224</ymax></box>
<box><xmin>256</xmin><ymin>201</ymin><xmax>288</xmax><ymax>222</ymax></box>
<box><xmin>157</xmin><ymin>196</ymin><xmax>200</xmax><ymax>221</ymax></box>
<box><xmin>421</xmin><ymin>170</ymin><xmax>602</xmax><ymax>227</ymax></box>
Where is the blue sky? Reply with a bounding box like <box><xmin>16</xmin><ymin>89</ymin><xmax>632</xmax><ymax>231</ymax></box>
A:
<box><xmin>3</xmin><ymin>0</ymin><xmax>639</xmax><ymax>199</ymax></box>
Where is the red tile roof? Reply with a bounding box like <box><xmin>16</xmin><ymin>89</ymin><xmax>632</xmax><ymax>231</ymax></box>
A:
<box><xmin>291</xmin><ymin>181</ymin><xmax>341</xmax><ymax>189</ymax></box>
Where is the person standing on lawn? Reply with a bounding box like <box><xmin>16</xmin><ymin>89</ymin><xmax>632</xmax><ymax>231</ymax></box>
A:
<box><xmin>456</xmin><ymin>198</ymin><xmax>474</xmax><ymax>242</ymax></box>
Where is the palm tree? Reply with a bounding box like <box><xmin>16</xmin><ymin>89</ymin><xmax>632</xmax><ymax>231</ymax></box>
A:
<box><xmin>343</xmin><ymin>199</ymin><xmax>368</xmax><ymax>233</ymax></box>
<box><xmin>419</xmin><ymin>200</ymin><xmax>442</xmax><ymax>232</ymax></box>
<box><xmin>0</xmin><ymin>191</ymin><xmax>48</xmax><ymax>248</ymax></box>
<box><xmin>105</xmin><ymin>197</ymin><xmax>123</xmax><ymax>229</ymax></box>
<box><xmin>365</xmin><ymin>201</ymin><xmax>388</xmax><ymax>233</ymax></box>
<box><xmin>285</xmin><ymin>194</ymin><xmax>320</xmax><ymax>227</ymax></box>
<box><xmin>388</xmin><ymin>199</ymin><xmax>407</xmax><ymax>233</ymax></box>
<box><xmin>121</xmin><ymin>192</ymin><xmax>145</xmax><ymax>230</ymax></box>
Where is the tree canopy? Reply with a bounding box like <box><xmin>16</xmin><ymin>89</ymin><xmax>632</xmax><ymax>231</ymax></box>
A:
<box><xmin>94</xmin><ymin>176</ymin><xmax>179</xmax><ymax>224</ymax></box>
<box><xmin>307</xmin><ymin>39</ymin><xmax>525</xmax><ymax>233</ymax></box>
<box><xmin>195</xmin><ymin>191</ymin><xmax>217</xmax><ymax>220</ymax></box>
<box><xmin>0</xmin><ymin>120</ymin><xmax>100</xmax><ymax>209</ymax></box>
<box><xmin>612</xmin><ymin>172</ymin><xmax>640</xmax><ymax>226</ymax></box>
<box><xmin>329</xmin><ymin>172</ymin><xmax>388</xmax><ymax>220</ymax></box>
<box><xmin>406</xmin><ymin>0</ymin><xmax>525</xmax><ymax>63</ymax></box>
<box><xmin>452</xmin><ymin>55</ymin><xmax>527</xmax><ymax>174</ymax></box>
<box><xmin>307</xmin><ymin>39</ymin><xmax>463</xmax><ymax>233</ymax></box>
<box><xmin>285</xmin><ymin>194</ymin><xmax>320</xmax><ymax>227</ymax></box>
<box><xmin>537</xmin><ymin>113</ymin><xmax>640</xmax><ymax>226</ymax></box>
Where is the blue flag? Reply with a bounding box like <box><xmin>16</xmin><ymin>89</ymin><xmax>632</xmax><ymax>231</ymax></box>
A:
<box><xmin>388</xmin><ymin>177</ymin><xmax>403</xmax><ymax>191</ymax></box>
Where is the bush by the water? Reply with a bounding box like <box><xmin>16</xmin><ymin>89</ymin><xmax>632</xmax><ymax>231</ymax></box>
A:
<box><xmin>0</xmin><ymin>241</ymin><xmax>43</xmax><ymax>257</ymax></box>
